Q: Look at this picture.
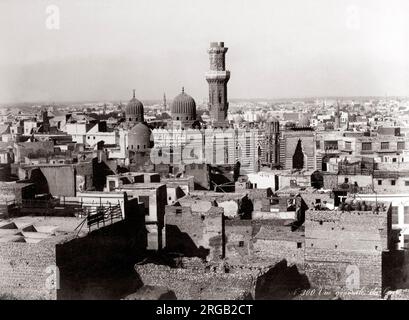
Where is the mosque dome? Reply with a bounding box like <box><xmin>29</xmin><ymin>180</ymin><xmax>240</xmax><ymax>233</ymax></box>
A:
<box><xmin>128</xmin><ymin>123</ymin><xmax>151</xmax><ymax>152</ymax></box>
<box><xmin>171</xmin><ymin>88</ymin><xmax>196</xmax><ymax>121</ymax></box>
<box><xmin>126</xmin><ymin>90</ymin><xmax>144</xmax><ymax>123</ymax></box>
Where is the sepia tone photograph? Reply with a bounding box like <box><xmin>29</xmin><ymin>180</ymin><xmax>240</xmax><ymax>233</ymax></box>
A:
<box><xmin>0</xmin><ymin>0</ymin><xmax>409</xmax><ymax>310</ymax></box>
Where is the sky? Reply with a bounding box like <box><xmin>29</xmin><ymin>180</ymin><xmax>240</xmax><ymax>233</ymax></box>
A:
<box><xmin>0</xmin><ymin>0</ymin><xmax>408</xmax><ymax>103</ymax></box>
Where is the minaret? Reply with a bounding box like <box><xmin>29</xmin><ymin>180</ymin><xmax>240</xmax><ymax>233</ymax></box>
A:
<box><xmin>163</xmin><ymin>93</ymin><xmax>167</xmax><ymax>112</ymax></box>
<box><xmin>206</xmin><ymin>42</ymin><xmax>230</xmax><ymax>126</ymax></box>
<box><xmin>334</xmin><ymin>101</ymin><xmax>340</xmax><ymax>130</ymax></box>
<box><xmin>41</xmin><ymin>109</ymin><xmax>50</xmax><ymax>133</ymax></box>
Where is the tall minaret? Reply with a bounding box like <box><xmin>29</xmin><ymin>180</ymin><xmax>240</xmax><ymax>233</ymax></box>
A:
<box><xmin>163</xmin><ymin>93</ymin><xmax>167</xmax><ymax>112</ymax></box>
<box><xmin>206</xmin><ymin>42</ymin><xmax>230</xmax><ymax>126</ymax></box>
<box><xmin>334</xmin><ymin>101</ymin><xmax>340</xmax><ymax>130</ymax></box>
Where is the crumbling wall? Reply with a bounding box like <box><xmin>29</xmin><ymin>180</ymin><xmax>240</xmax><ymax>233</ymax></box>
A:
<box><xmin>253</xmin><ymin>238</ymin><xmax>304</xmax><ymax>270</ymax></box>
<box><xmin>225</xmin><ymin>220</ymin><xmax>305</xmax><ymax>269</ymax></box>
<box><xmin>225</xmin><ymin>223</ymin><xmax>253</xmax><ymax>264</ymax></box>
<box><xmin>14</xmin><ymin>141</ymin><xmax>54</xmax><ymax>163</ymax></box>
<box><xmin>134</xmin><ymin>263</ymin><xmax>255</xmax><ymax>300</ymax></box>
<box><xmin>165</xmin><ymin>206</ymin><xmax>223</xmax><ymax>261</ymax></box>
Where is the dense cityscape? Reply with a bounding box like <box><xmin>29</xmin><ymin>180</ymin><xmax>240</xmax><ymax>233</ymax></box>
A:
<box><xmin>0</xmin><ymin>38</ymin><xmax>408</xmax><ymax>301</ymax></box>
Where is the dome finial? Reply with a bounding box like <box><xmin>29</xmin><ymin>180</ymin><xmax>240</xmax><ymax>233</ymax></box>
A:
<box><xmin>182</xmin><ymin>87</ymin><xmax>184</xmax><ymax>94</ymax></box>
<box><xmin>133</xmin><ymin>89</ymin><xmax>135</xmax><ymax>98</ymax></box>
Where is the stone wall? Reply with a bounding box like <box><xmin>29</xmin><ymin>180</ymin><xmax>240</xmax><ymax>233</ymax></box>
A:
<box><xmin>165</xmin><ymin>205</ymin><xmax>223</xmax><ymax>261</ymax></box>
<box><xmin>225</xmin><ymin>220</ymin><xmax>305</xmax><ymax>269</ymax></box>
<box><xmin>304</xmin><ymin>207</ymin><xmax>391</xmax><ymax>297</ymax></box>
<box><xmin>0</xmin><ymin>242</ymin><xmax>57</xmax><ymax>300</ymax></box>
<box><xmin>253</xmin><ymin>238</ymin><xmax>304</xmax><ymax>269</ymax></box>
<box><xmin>134</xmin><ymin>263</ymin><xmax>255</xmax><ymax>300</ymax></box>
<box><xmin>14</xmin><ymin>141</ymin><xmax>54</xmax><ymax>163</ymax></box>
<box><xmin>0</xmin><ymin>217</ymin><xmax>146</xmax><ymax>300</ymax></box>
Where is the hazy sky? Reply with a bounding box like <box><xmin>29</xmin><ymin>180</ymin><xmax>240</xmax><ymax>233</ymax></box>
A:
<box><xmin>0</xmin><ymin>0</ymin><xmax>408</xmax><ymax>103</ymax></box>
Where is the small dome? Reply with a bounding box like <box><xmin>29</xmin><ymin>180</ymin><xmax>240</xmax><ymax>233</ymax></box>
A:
<box><xmin>171</xmin><ymin>88</ymin><xmax>196</xmax><ymax>121</ymax></box>
<box><xmin>128</xmin><ymin>123</ymin><xmax>151</xmax><ymax>151</ymax></box>
<box><xmin>126</xmin><ymin>90</ymin><xmax>144</xmax><ymax>123</ymax></box>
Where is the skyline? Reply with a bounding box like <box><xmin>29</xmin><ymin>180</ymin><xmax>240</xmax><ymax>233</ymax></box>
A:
<box><xmin>1</xmin><ymin>0</ymin><xmax>409</xmax><ymax>104</ymax></box>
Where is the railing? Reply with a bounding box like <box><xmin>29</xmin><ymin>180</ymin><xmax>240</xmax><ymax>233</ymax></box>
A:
<box><xmin>74</xmin><ymin>204</ymin><xmax>123</xmax><ymax>235</ymax></box>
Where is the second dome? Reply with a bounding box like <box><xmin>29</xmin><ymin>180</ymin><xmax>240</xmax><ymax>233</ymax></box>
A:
<box><xmin>171</xmin><ymin>88</ymin><xmax>196</xmax><ymax>121</ymax></box>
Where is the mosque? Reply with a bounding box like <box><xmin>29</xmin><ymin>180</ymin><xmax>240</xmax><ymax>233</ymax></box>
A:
<box><xmin>121</xmin><ymin>42</ymin><xmax>282</xmax><ymax>175</ymax></box>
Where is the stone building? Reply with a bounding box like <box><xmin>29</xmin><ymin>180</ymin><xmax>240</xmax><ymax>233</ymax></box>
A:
<box><xmin>280</xmin><ymin>127</ymin><xmax>316</xmax><ymax>171</ymax></box>
<box><xmin>206</xmin><ymin>42</ymin><xmax>230</xmax><ymax>127</ymax></box>
<box><xmin>116</xmin><ymin>183</ymin><xmax>167</xmax><ymax>250</ymax></box>
<box><xmin>151</xmin><ymin>42</ymin><xmax>280</xmax><ymax>175</ymax></box>
<box><xmin>304</xmin><ymin>201</ymin><xmax>393</xmax><ymax>298</ymax></box>
<box><xmin>0</xmin><ymin>203</ymin><xmax>146</xmax><ymax>300</ymax></box>
<box><xmin>121</xmin><ymin>90</ymin><xmax>153</xmax><ymax>171</ymax></box>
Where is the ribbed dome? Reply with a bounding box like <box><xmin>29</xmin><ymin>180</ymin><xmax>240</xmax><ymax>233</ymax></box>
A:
<box><xmin>126</xmin><ymin>90</ymin><xmax>144</xmax><ymax>123</ymax></box>
<box><xmin>128</xmin><ymin>123</ymin><xmax>151</xmax><ymax>152</ymax></box>
<box><xmin>171</xmin><ymin>88</ymin><xmax>196</xmax><ymax>121</ymax></box>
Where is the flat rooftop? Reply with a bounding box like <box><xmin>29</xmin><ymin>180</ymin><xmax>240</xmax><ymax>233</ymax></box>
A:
<box><xmin>117</xmin><ymin>183</ymin><xmax>166</xmax><ymax>190</ymax></box>
<box><xmin>0</xmin><ymin>216</ymin><xmax>86</xmax><ymax>244</ymax></box>
<box><xmin>183</xmin><ymin>191</ymin><xmax>248</xmax><ymax>202</ymax></box>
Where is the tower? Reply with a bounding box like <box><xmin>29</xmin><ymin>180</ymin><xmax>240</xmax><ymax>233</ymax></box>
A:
<box><xmin>334</xmin><ymin>101</ymin><xmax>340</xmax><ymax>130</ymax></box>
<box><xmin>163</xmin><ymin>93</ymin><xmax>167</xmax><ymax>112</ymax></box>
<box><xmin>206</xmin><ymin>42</ymin><xmax>230</xmax><ymax>126</ymax></box>
<box><xmin>41</xmin><ymin>109</ymin><xmax>50</xmax><ymax>133</ymax></box>
<box><xmin>264</xmin><ymin>118</ymin><xmax>280</xmax><ymax>167</ymax></box>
